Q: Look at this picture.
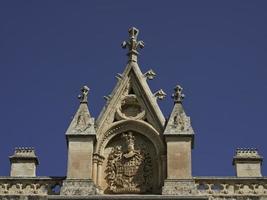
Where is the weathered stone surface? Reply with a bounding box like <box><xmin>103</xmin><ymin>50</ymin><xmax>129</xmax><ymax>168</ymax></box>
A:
<box><xmin>60</xmin><ymin>179</ymin><xmax>97</xmax><ymax>196</ymax></box>
<box><xmin>65</xmin><ymin>86</ymin><xmax>96</xmax><ymax>180</ymax></box>
<box><xmin>162</xmin><ymin>180</ymin><xmax>198</xmax><ymax>195</ymax></box>
<box><xmin>9</xmin><ymin>148</ymin><xmax>39</xmax><ymax>177</ymax></box>
<box><xmin>65</xmin><ymin>86</ymin><xmax>96</xmax><ymax>136</ymax></box>
<box><xmin>165</xmin><ymin>137</ymin><xmax>192</xmax><ymax>179</ymax></box>
<box><xmin>1</xmin><ymin>27</ymin><xmax>267</xmax><ymax>199</ymax></box>
<box><xmin>105</xmin><ymin>132</ymin><xmax>154</xmax><ymax>194</ymax></box>
<box><xmin>0</xmin><ymin>196</ymin><xmax>48</xmax><ymax>200</ymax></box>
<box><xmin>233</xmin><ymin>149</ymin><xmax>263</xmax><ymax>177</ymax></box>
<box><xmin>163</xmin><ymin>85</ymin><xmax>194</xmax><ymax>182</ymax></box>
<box><xmin>0</xmin><ymin>177</ymin><xmax>63</xmax><ymax>195</ymax></box>
<box><xmin>195</xmin><ymin>177</ymin><xmax>267</xmax><ymax>197</ymax></box>
<box><xmin>48</xmin><ymin>195</ymin><xmax>208</xmax><ymax>200</ymax></box>
<box><xmin>66</xmin><ymin>137</ymin><xmax>94</xmax><ymax>179</ymax></box>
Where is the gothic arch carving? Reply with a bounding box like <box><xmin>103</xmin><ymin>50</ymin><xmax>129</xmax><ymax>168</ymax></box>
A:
<box><xmin>95</xmin><ymin>120</ymin><xmax>165</xmax><ymax>156</ymax></box>
<box><xmin>94</xmin><ymin>120</ymin><xmax>166</xmax><ymax>194</ymax></box>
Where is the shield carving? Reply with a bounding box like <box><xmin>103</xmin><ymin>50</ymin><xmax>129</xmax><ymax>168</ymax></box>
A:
<box><xmin>105</xmin><ymin>132</ymin><xmax>153</xmax><ymax>194</ymax></box>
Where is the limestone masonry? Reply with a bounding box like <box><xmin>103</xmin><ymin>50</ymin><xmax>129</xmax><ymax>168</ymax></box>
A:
<box><xmin>1</xmin><ymin>28</ymin><xmax>266</xmax><ymax>200</ymax></box>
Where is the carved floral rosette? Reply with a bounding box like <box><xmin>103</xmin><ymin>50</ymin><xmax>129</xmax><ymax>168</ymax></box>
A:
<box><xmin>105</xmin><ymin>132</ymin><xmax>153</xmax><ymax>194</ymax></box>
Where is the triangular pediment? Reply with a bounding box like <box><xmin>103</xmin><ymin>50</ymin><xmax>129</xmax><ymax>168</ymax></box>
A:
<box><xmin>66</xmin><ymin>86</ymin><xmax>96</xmax><ymax>136</ymax></box>
<box><xmin>163</xmin><ymin>103</ymin><xmax>194</xmax><ymax>136</ymax></box>
<box><xmin>66</xmin><ymin>103</ymin><xmax>96</xmax><ymax>135</ymax></box>
<box><xmin>96</xmin><ymin>62</ymin><xmax>165</xmax><ymax>135</ymax></box>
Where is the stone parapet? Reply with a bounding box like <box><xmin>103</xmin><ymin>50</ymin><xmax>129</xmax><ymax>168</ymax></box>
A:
<box><xmin>60</xmin><ymin>179</ymin><xmax>98</xmax><ymax>196</ymax></box>
<box><xmin>0</xmin><ymin>176</ymin><xmax>64</xmax><ymax>196</ymax></box>
<box><xmin>162</xmin><ymin>179</ymin><xmax>198</xmax><ymax>195</ymax></box>
<box><xmin>0</xmin><ymin>176</ymin><xmax>266</xmax><ymax>199</ymax></box>
<box><xmin>48</xmin><ymin>195</ymin><xmax>207</xmax><ymax>200</ymax></box>
<box><xmin>195</xmin><ymin>177</ymin><xmax>267</xmax><ymax>197</ymax></box>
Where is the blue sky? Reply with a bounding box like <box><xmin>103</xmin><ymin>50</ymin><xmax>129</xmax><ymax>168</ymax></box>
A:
<box><xmin>0</xmin><ymin>1</ymin><xmax>266</xmax><ymax>176</ymax></box>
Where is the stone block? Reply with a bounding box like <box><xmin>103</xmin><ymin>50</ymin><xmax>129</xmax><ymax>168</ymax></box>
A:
<box><xmin>60</xmin><ymin>179</ymin><xmax>98</xmax><ymax>196</ymax></box>
<box><xmin>162</xmin><ymin>179</ymin><xmax>197</xmax><ymax>195</ymax></box>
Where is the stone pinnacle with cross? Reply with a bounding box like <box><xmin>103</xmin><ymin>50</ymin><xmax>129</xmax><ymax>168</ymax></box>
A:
<box><xmin>121</xmin><ymin>27</ymin><xmax>145</xmax><ymax>62</ymax></box>
<box><xmin>172</xmin><ymin>85</ymin><xmax>185</xmax><ymax>104</ymax></box>
<box><xmin>78</xmin><ymin>85</ymin><xmax>90</xmax><ymax>104</ymax></box>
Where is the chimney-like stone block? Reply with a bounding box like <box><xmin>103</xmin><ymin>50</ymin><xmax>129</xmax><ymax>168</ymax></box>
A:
<box><xmin>66</xmin><ymin>135</ymin><xmax>95</xmax><ymax>179</ymax></box>
<box><xmin>233</xmin><ymin>148</ymin><xmax>263</xmax><ymax>177</ymax></box>
<box><xmin>9</xmin><ymin>147</ymin><xmax>39</xmax><ymax>177</ymax></box>
<box><xmin>165</xmin><ymin>136</ymin><xmax>193</xmax><ymax>179</ymax></box>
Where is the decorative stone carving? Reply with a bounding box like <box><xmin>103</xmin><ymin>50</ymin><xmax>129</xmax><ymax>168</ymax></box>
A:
<box><xmin>60</xmin><ymin>180</ymin><xmax>97</xmax><ymax>196</ymax></box>
<box><xmin>96</xmin><ymin>28</ymin><xmax>165</xmax><ymax>135</ymax></box>
<box><xmin>195</xmin><ymin>178</ymin><xmax>267</xmax><ymax>197</ymax></box>
<box><xmin>104</xmin><ymin>95</ymin><xmax>112</xmax><ymax>101</ymax></box>
<box><xmin>73</xmin><ymin>86</ymin><xmax>94</xmax><ymax>134</ymax></box>
<box><xmin>2</xmin><ymin>26</ymin><xmax>267</xmax><ymax>200</ymax></box>
<box><xmin>144</xmin><ymin>69</ymin><xmax>156</xmax><ymax>80</ymax></box>
<box><xmin>154</xmin><ymin>89</ymin><xmax>167</xmax><ymax>100</ymax></box>
<box><xmin>0</xmin><ymin>177</ymin><xmax>63</xmax><ymax>195</ymax></box>
<box><xmin>105</xmin><ymin>132</ymin><xmax>153</xmax><ymax>194</ymax></box>
<box><xmin>210</xmin><ymin>197</ymin><xmax>261</xmax><ymax>200</ymax></box>
<box><xmin>74</xmin><ymin>115</ymin><xmax>94</xmax><ymax>134</ymax></box>
<box><xmin>164</xmin><ymin>84</ymin><xmax>194</xmax><ymax>136</ymax></box>
<box><xmin>122</xmin><ymin>27</ymin><xmax>144</xmax><ymax>62</ymax></box>
<box><xmin>172</xmin><ymin>112</ymin><xmax>191</xmax><ymax>132</ymax></box>
<box><xmin>65</xmin><ymin>85</ymin><xmax>96</xmax><ymax>135</ymax></box>
<box><xmin>162</xmin><ymin>180</ymin><xmax>198</xmax><ymax>195</ymax></box>
<box><xmin>116</xmin><ymin>95</ymin><xmax>145</xmax><ymax>120</ymax></box>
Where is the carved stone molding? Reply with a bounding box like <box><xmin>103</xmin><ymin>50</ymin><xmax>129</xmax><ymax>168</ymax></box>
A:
<box><xmin>115</xmin><ymin>95</ymin><xmax>146</xmax><ymax>121</ymax></box>
<box><xmin>0</xmin><ymin>177</ymin><xmax>63</xmax><ymax>196</ymax></box>
<box><xmin>93</xmin><ymin>154</ymin><xmax>105</xmax><ymax>165</ymax></box>
<box><xmin>195</xmin><ymin>177</ymin><xmax>267</xmax><ymax>197</ymax></box>
<box><xmin>95</xmin><ymin>120</ymin><xmax>165</xmax><ymax>156</ymax></box>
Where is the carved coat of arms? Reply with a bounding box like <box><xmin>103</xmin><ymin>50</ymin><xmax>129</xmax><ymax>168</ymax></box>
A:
<box><xmin>105</xmin><ymin>132</ymin><xmax>152</xmax><ymax>194</ymax></box>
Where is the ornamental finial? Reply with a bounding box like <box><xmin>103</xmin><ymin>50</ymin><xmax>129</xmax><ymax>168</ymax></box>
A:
<box><xmin>121</xmin><ymin>27</ymin><xmax>144</xmax><ymax>62</ymax></box>
<box><xmin>172</xmin><ymin>85</ymin><xmax>185</xmax><ymax>104</ymax></box>
<box><xmin>78</xmin><ymin>85</ymin><xmax>90</xmax><ymax>103</ymax></box>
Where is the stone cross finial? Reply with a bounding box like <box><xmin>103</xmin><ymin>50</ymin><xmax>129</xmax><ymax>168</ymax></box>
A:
<box><xmin>172</xmin><ymin>85</ymin><xmax>185</xmax><ymax>104</ymax></box>
<box><xmin>122</xmin><ymin>27</ymin><xmax>144</xmax><ymax>62</ymax></box>
<box><xmin>78</xmin><ymin>85</ymin><xmax>90</xmax><ymax>103</ymax></box>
